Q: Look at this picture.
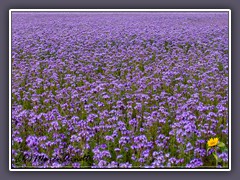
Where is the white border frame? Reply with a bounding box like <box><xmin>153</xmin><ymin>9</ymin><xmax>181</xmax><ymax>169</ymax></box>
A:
<box><xmin>9</xmin><ymin>9</ymin><xmax>231</xmax><ymax>172</ymax></box>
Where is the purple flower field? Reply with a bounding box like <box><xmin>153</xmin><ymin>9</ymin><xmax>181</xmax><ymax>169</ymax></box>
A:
<box><xmin>11</xmin><ymin>12</ymin><xmax>229</xmax><ymax>169</ymax></box>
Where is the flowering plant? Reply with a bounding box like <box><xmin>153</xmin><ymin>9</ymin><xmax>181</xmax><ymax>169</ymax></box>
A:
<box><xmin>207</xmin><ymin>138</ymin><xmax>228</xmax><ymax>167</ymax></box>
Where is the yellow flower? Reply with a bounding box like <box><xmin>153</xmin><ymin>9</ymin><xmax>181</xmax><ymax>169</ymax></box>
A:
<box><xmin>207</xmin><ymin>138</ymin><xmax>219</xmax><ymax>147</ymax></box>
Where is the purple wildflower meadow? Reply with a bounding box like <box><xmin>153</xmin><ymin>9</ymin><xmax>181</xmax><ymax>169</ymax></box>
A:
<box><xmin>11</xmin><ymin>12</ymin><xmax>229</xmax><ymax>168</ymax></box>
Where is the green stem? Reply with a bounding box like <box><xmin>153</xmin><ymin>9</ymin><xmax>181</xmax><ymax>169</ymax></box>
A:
<box><xmin>215</xmin><ymin>148</ymin><xmax>218</xmax><ymax>168</ymax></box>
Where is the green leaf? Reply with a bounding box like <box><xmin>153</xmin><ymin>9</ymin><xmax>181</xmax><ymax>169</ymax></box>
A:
<box><xmin>220</xmin><ymin>146</ymin><xmax>228</xmax><ymax>152</ymax></box>
<box><xmin>217</xmin><ymin>142</ymin><xmax>225</xmax><ymax>148</ymax></box>
<box><xmin>207</xmin><ymin>147</ymin><xmax>211</xmax><ymax>153</ymax></box>
<box><xmin>218</xmin><ymin>158</ymin><xmax>222</xmax><ymax>163</ymax></box>
<box><xmin>213</xmin><ymin>153</ymin><xmax>218</xmax><ymax>161</ymax></box>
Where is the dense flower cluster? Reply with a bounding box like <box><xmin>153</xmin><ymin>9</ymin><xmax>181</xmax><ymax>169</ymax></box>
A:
<box><xmin>11</xmin><ymin>12</ymin><xmax>229</xmax><ymax>168</ymax></box>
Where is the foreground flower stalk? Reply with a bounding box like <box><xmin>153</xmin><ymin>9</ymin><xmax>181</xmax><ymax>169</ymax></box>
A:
<box><xmin>207</xmin><ymin>138</ymin><xmax>228</xmax><ymax>168</ymax></box>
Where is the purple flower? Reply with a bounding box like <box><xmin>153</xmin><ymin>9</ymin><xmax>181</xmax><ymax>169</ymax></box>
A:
<box><xmin>218</xmin><ymin>152</ymin><xmax>228</xmax><ymax>162</ymax></box>
<box><xmin>51</xmin><ymin>162</ymin><xmax>62</xmax><ymax>168</ymax></box>
<box><xmin>186</xmin><ymin>158</ymin><xmax>203</xmax><ymax>168</ymax></box>
<box><xmin>119</xmin><ymin>162</ymin><xmax>132</xmax><ymax>168</ymax></box>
